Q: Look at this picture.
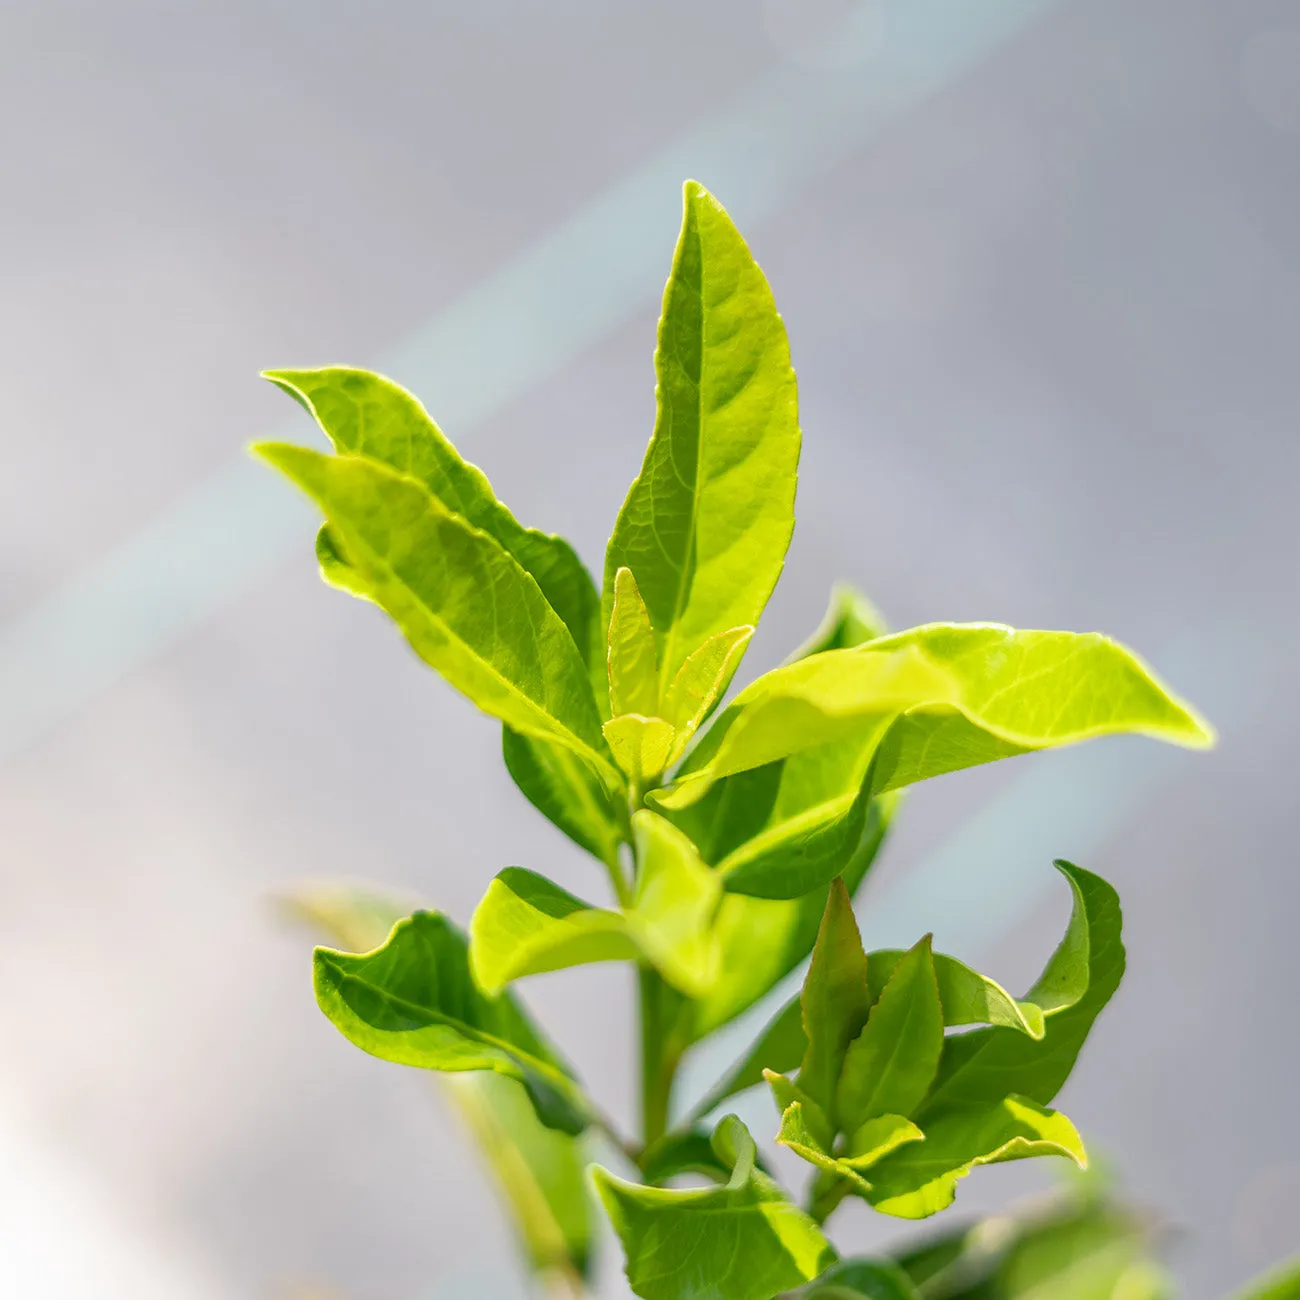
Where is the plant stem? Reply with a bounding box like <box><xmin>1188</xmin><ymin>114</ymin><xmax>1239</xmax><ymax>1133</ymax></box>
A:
<box><xmin>638</xmin><ymin>964</ymin><xmax>677</xmax><ymax>1149</ymax></box>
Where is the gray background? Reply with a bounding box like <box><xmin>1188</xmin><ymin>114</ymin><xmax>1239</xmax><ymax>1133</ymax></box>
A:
<box><xmin>0</xmin><ymin>1</ymin><xmax>1296</xmax><ymax>1296</ymax></box>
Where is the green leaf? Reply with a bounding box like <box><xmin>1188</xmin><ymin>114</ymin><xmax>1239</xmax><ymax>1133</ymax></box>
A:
<box><xmin>920</xmin><ymin>863</ymin><xmax>1124</xmax><ymax>1115</ymax></box>
<box><xmin>604</xmin><ymin>713</ymin><xmax>677</xmax><ymax>783</ymax></box>
<box><xmin>835</xmin><ymin>936</ymin><xmax>944</xmax><ymax>1131</ymax></box>
<box><xmin>626</xmin><ymin>810</ymin><xmax>722</xmax><ymax>997</ymax></box>
<box><xmin>660</xmin><ymin>624</ymin><xmax>1214</xmax><ymax>818</ymax></box>
<box><xmin>263</xmin><ymin>366</ymin><xmax>603</xmax><ymax>679</ymax></box>
<box><xmin>786</xmin><ymin>584</ymin><xmax>889</xmax><ymax>662</ymax></box>
<box><xmin>865</xmin><ymin>1096</ymin><xmax>1087</xmax><ymax>1220</ymax></box>
<box><xmin>797</xmin><ymin>880</ymin><xmax>872</xmax><ymax>1116</ymax></box>
<box><xmin>443</xmin><ymin>1072</ymin><xmax>594</xmax><ymax>1282</ymax></box>
<box><xmin>865</xmin><ymin>949</ymin><xmax>1045</xmax><ymax>1040</ymax></box>
<box><xmin>313</xmin><ymin>910</ymin><xmax>592</xmax><ymax>1134</ymax></box>
<box><xmin>253</xmin><ymin>444</ymin><xmax>618</xmax><ymax>789</ymax></box>
<box><xmin>603</xmin><ymin>180</ymin><xmax>800</xmax><ymax>699</ymax></box>
<box><xmin>792</xmin><ymin>1258</ymin><xmax>920</xmax><ymax>1300</ymax></box>
<box><xmin>776</xmin><ymin>1102</ymin><xmax>922</xmax><ymax>1195</ymax></box>
<box><xmin>639</xmin><ymin>1128</ymin><xmax>736</xmax><ymax>1186</ymax></box>
<box><xmin>663</xmin><ymin>624</ymin><xmax>755</xmax><ymax>761</ymax></box>
<box><xmin>501</xmin><ymin>727</ymin><xmax>625</xmax><ymax>868</ymax></box>
<box><xmin>1232</xmin><ymin>1258</ymin><xmax>1300</xmax><ymax>1300</ymax></box>
<box><xmin>593</xmin><ymin>1115</ymin><xmax>835</xmax><ymax>1300</ymax></box>
<box><xmin>690</xmin><ymin>793</ymin><xmax>897</xmax><ymax>1039</ymax></box>
<box><xmin>607</xmin><ymin>567</ymin><xmax>660</xmax><ymax>717</ymax></box>
<box><xmin>469</xmin><ymin>868</ymin><xmax>638</xmax><ymax>996</ymax></box>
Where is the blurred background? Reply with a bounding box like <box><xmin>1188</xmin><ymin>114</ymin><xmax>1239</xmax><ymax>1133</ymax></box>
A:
<box><xmin>1</xmin><ymin>0</ymin><xmax>1297</xmax><ymax>1296</ymax></box>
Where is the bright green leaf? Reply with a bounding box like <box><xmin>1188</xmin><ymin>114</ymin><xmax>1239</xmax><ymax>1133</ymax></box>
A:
<box><xmin>469</xmin><ymin>868</ymin><xmax>638</xmax><ymax>996</ymax></box>
<box><xmin>313</xmin><ymin>910</ymin><xmax>592</xmax><ymax>1134</ymax></box>
<box><xmin>776</xmin><ymin>1100</ymin><xmax>870</xmax><ymax>1196</ymax></box>
<box><xmin>920</xmin><ymin>863</ymin><xmax>1124</xmax><ymax>1115</ymax></box>
<box><xmin>786</xmin><ymin>584</ymin><xmax>889</xmax><ymax>663</ymax></box>
<box><xmin>835</xmin><ymin>936</ymin><xmax>944</xmax><ymax>1131</ymax></box>
<box><xmin>264</xmin><ymin>366</ymin><xmax>603</xmax><ymax>681</ymax></box>
<box><xmin>593</xmin><ymin>1115</ymin><xmax>835</xmax><ymax>1300</ymax></box>
<box><xmin>663</xmin><ymin>624</ymin><xmax>755</xmax><ymax>761</ymax></box>
<box><xmin>603</xmin><ymin>180</ymin><xmax>800</xmax><ymax>699</ymax></box>
<box><xmin>604</xmin><ymin>713</ymin><xmax>677</xmax><ymax>783</ymax></box>
<box><xmin>866</xmin><ymin>1095</ymin><xmax>1087</xmax><ymax>1220</ymax></box>
<box><xmin>626</xmin><ymin>810</ymin><xmax>722</xmax><ymax>997</ymax></box>
<box><xmin>797</xmin><ymin>880</ymin><xmax>872</xmax><ymax>1116</ymax></box>
<box><xmin>661</xmin><ymin>624</ymin><xmax>1213</xmax><ymax>815</ymax></box>
<box><xmin>767</xmin><ymin>1071</ymin><xmax>835</xmax><ymax>1155</ymax></box>
<box><xmin>607</xmin><ymin>567</ymin><xmax>660</xmax><ymax>717</ymax></box>
<box><xmin>501</xmin><ymin>727</ymin><xmax>625</xmax><ymax>869</ymax></box>
<box><xmin>253</xmin><ymin>444</ymin><xmax>618</xmax><ymax>789</ymax></box>
<box><xmin>866</xmin><ymin>949</ymin><xmax>1044</xmax><ymax>1040</ymax></box>
<box><xmin>1022</xmin><ymin>863</ymin><xmax>1092</xmax><ymax>1017</ymax></box>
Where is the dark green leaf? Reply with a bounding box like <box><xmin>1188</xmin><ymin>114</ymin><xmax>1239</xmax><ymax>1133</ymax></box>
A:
<box><xmin>835</xmin><ymin>936</ymin><xmax>944</xmax><ymax>1130</ymax></box>
<box><xmin>593</xmin><ymin>1115</ymin><xmax>835</xmax><ymax>1300</ymax></box>
<box><xmin>920</xmin><ymin>864</ymin><xmax>1124</xmax><ymax>1115</ymax></box>
<box><xmin>314</xmin><ymin>910</ymin><xmax>592</xmax><ymax>1134</ymax></box>
<box><xmin>603</xmin><ymin>180</ymin><xmax>800</xmax><ymax>698</ymax></box>
<box><xmin>501</xmin><ymin>727</ymin><xmax>625</xmax><ymax>868</ymax></box>
<box><xmin>253</xmin><ymin>444</ymin><xmax>619</xmax><ymax>789</ymax></box>
<box><xmin>797</xmin><ymin>881</ymin><xmax>872</xmax><ymax>1116</ymax></box>
<box><xmin>791</xmin><ymin>1258</ymin><xmax>921</xmax><ymax>1300</ymax></box>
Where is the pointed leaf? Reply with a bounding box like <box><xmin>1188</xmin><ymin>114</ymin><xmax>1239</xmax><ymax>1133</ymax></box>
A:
<box><xmin>865</xmin><ymin>1096</ymin><xmax>1087</xmax><ymax>1220</ymax></box>
<box><xmin>254</xmin><ymin>444</ymin><xmax>618</xmax><ymax>788</ymax></box>
<box><xmin>603</xmin><ymin>181</ymin><xmax>800</xmax><ymax>698</ymax></box>
<box><xmin>664</xmin><ymin>624</ymin><xmax>755</xmax><ymax>760</ymax></box>
<box><xmin>798</xmin><ymin>881</ymin><xmax>871</xmax><ymax>1115</ymax></box>
<box><xmin>604</xmin><ymin>714</ymin><xmax>676</xmax><ymax>783</ymax></box>
<box><xmin>593</xmin><ymin>1115</ymin><xmax>835</xmax><ymax>1300</ymax></box>
<box><xmin>787</xmin><ymin>584</ymin><xmax>889</xmax><ymax>662</ymax></box>
<box><xmin>1022</xmin><ymin>864</ymin><xmax>1092</xmax><ymax>1017</ymax></box>
<box><xmin>264</xmin><ymin>366</ymin><xmax>603</xmax><ymax>679</ymax></box>
<box><xmin>639</xmin><ymin>1129</ymin><xmax>735</xmax><ymax>1186</ymax></box>
<box><xmin>626</xmin><ymin>810</ymin><xmax>722</xmax><ymax>997</ymax></box>
<box><xmin>662</xmin><ymin>624</ymin><xmax>1213</xmax><ymax>811</ymax></box>
<box><xmin>314</xmin><ymin>910</ymin><xmax>592</xmax><ymax>1134</ymax></box>
<box><xmin>469</xmin><ymin>868</ymin><xmax>638</xmax><ymax>996</ymax></box>
<box><xmin>835</xmin><ymin>936</ymin><xmax>944</xmax><ymax>1131</ymax></box>
<box><xmin>776</xmin><ymin>1101</ymin><xmax>870</xmax><ymax>1195</ymax></box>
<box><xmin>502</xmin><ymin>727</ymin><xmax>625</xmax><ymax>868</ymax></box>
<box><xmin>767</xmin><ymin>1071</ymin><xmax>835</xmax><ymax>1155</ymax></box>
<box><xmin>921</xmin><ymin>863</ymin><xmax>1124</xmax><ymax>1115</ymax></box>
<box><xmin>607</xmin><ymin>567</ymin><xmax>660</xmax><ymax>717</ymax></box>
<box><xmin>777</xmin><ymin>1103</ymin><xmax>924</xmax><ymax>1195</ymax></box>
<box><xmin>865</xmin><ymin>949</ymin><xmax>1044</xmax><ymax>1040</ymax></box>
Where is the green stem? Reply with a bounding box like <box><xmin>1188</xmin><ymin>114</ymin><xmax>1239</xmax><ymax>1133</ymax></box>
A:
<box><xmin>638</xmin><ymin>965</ymin><xmax>678</xmax><ymax>1149</ymax></box>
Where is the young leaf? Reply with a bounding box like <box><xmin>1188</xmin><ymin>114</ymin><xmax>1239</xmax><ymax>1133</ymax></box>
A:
<box><xmin>501</xmin><ymin>727</ymin><xmax>625</xmax><ymax>868</ymax></box>
<box><xmin>798</xmin><ymin>881</ymin><xmax>872</xmax><ymax>1116</ymax></box>
<box><xmin>253</xmin><ymin>445</ymin><xmax>618</xmax><ymax>788</ymax></box>
<box><xmin>864</xmin><ymin>1095</ymin><xmax>1087</xmax><ymax>1220</ymax></box>
<box><xmin>786</xmin><ymin>584</ymin><xmax>889</xmax><ymax>662</ymax></box>
<box><xmin>663</xmin><ymin>624</ymin><xmax>755</xmax><ymax>760</ymax></box>
<box><xmin>592</xmin><ymin>1115</ymin><xmax>835</xmax><ymax>1300</ymax></box>
<box><xmin>639</xmin><ymin>1128</ymin><xmax>737</xmax><ymax>1186</ymax></box>
<box><xmin>776</xmin><ymin>1102</ymin><xmax>923</xmax><ymax>1194</ymax></box>
<box><xmin>607</xmin><ymin>567</ymin><xmax>660</xmax><ymax>717</ymax></box>
<box><xmin>313</xmin><ymin>910</ymin><xmax>592</xmax><ymax>1134</ymax></box>
<box><xmin>835</xmin><ymin>936</ymin><xmax>944</xmax><ymax>1131</ymax></box>
<box><xmin>626</xmin><ymin>810</ymin><xmax>722</xmax><ymax>997</ymax></box>
<box><xmin>691</xmin><ymin>793</ymin><xmax>896</xmax><ymax>1038</ymax></box>
<box><xmin>767</xmin><ymin>1070</ymin><xmax>836</xmax><ymax>1155</ymax></box>
<box><xmin>263</xmin><ymin>366</ymin><xmax>603</xmax><ymax>680</ymax></box>
<box><xmin>920</xmin><ymin>863</ymin><xmax>1123</xmax><ymax>1115</ymax></box>
<box><xmin>660</xmin><ymin>625</ymin><xmax>1213</xmax><ymax>814</ymax></box>
<box><xmin>865</xmin><ymin>949</ymin><xmax>1045</xmax><ymax>1040</ymax></box>
<box><xmin>604</xmin><ymin>714</ymin><xmax>677</xmax><ymax>784</ymax></box>
<box><xmin>469</xmin><ymin>868</ymin><xmax>638</xmax><ymax>996</ymax></box>
<box><xmin>603</xmin><ymin>180</ymin><xmax>800</xmax><ymax>699</ymax></box>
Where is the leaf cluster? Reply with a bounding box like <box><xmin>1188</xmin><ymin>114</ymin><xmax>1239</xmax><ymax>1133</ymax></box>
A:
<box><xmin>258</xmin><ymin>181</ymin><xmax>1213</xmax><ymax>1299</ymax></box>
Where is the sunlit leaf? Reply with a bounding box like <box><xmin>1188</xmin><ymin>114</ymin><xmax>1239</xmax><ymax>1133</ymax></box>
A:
<box><xmin>592</xmin><ymin>1115</ymin><xmax>835</xmax><ymax>1300</ymax></box>
<box><xmin>469</xmin><ymin>868</ymin><xmax>638</xmax><ymax>996</ymax></box>
<box><xmin>603</xmin><ymin>180</ymin><xmax>800</xmax><ymax>698</ymax></box>
<box><xmin>866</xmin><ymin>1096</ymin><xmax>1087</xmax><ymax>1220</ymax></box>
<box><xmin>604</xmin><ymin>713</ymin><xmax>677</xmax><ymax>783</ymax></box>
<box><xmin>254</xmin><ymin>445</ymin><xmax>619</xmax><ymax>789</ymax></box>
<box><xmin>607</xmin><ymin>567</ymin><xmax>660</xmax><ymax>717</ymax></box>
<box><xmin>313</xmin><ymin>910</ymin><xmax>592</xmax><ymax>1134</ymax></box>
<box><xmin>663</xmin><ymin>624</ymin><xmax>754</xmax><ymax>761</ymax></box>
<box><xmin>776</xmin><ymin>1102</ymin><xmax>922</xmax><ymax>1196</ymax></box>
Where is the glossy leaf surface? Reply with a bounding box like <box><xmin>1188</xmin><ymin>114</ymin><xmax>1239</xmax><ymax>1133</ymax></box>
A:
<box><xmin>593</xmin><ymin>1116</ymin><xmax>834</xmax><ymax>1300</ymax></box>
<box><xmin>469</xmin><ymin>868</ymin><xmax>637</xmax><ymax>995</ymax></box>
<box><xmin>314</xmin><ymin>910</ymin><xmax>591</xmax><ymax>1133</ymax></box>
<box><xmin>864</xmin><ymin>1095</ymin><xmax>1087</xmax><ymax>1220</ymax></box>
<box><xmin>256</xmin><ymin>445</ymin><xmax>617</xmax><ymax>787</ymax></box>
<box><xmin>603</xmin><ymin>181</ymin><xmax>800</xmax><ymax>696</ymax></box>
